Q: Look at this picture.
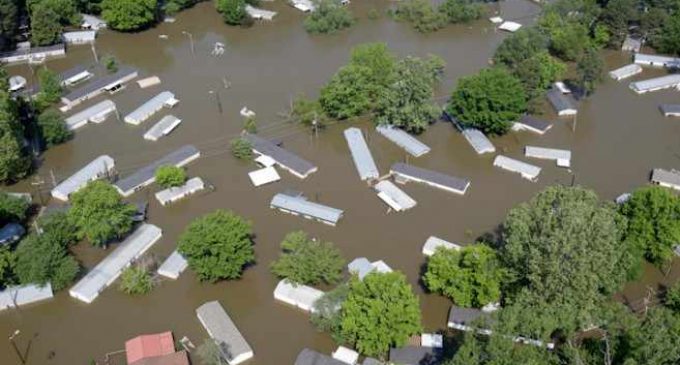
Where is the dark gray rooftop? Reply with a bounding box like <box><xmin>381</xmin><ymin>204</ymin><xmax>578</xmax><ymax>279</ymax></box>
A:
<box><xmin>448</xmin><ymin>306</ymin><xmax>489</xmax><ymax>326</ymax></box>
<box><xmin>62</xmin><ymin>66</ymin><xmax>137</xmax><ymax>103</ymax></box>
<box><xmin>389</xmin><ymin>346</ymin><xmax>443</xmax><ymax>365</ymax></box>
<box><xmin>518</xmin><ymin>115</ymin><xmax>552</xmax><ymax>133</ymax></box>
<box><xmin>60</xmin><ymin>65</ymin><xmax>89</xmax><ymax>82</ymax></box>
<box><xmin>294</xmin><ymin>348</ymin><xmax>346</xmax><ymax>365</ymax></box>
<box><xmin>659</xmin><ymin>104</ymin><xmax>680</xmax><ymax>115</ymax></box>
<box><xmin>391</xmin><ymin>162</ymin><xmax>470</xmax><ymax>194</ymax></box>
<box><xmin>243</xmin><ymin>133</ymin><xmax>317</xmax><ymax>178</ymax></box>
<box><xmin>362</xmin><ymin>358</ymin><xmax>384</xmax><ymax>365</ymax></box>
<box><xmin>547</xmin><ymin>89</ymin><xmax>577</xmax><ymax>113</ymax></box>
<box><xmin>115</xmin><ymin>145</ymin><xmax>199</xmax><ymax>196</ymax></box>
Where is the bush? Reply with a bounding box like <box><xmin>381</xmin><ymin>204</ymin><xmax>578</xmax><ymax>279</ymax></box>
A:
<box><xmin>0</xmin><ymin>245</ymin><xmax>15</xmax><ymax>289</ymax></box>
<box><xmin>271</xmin><ymin>231</ymin><xmax>345</xmax><ymax>285</ymax></box>
<box><xmin>0</xmin><ymin>191</ymin><xmax>30</xmax><ymax>224</ymax></box>
<box><xmin>291</xmin><ymin>95</ymin><xmax>329</xmax><ymax>127</ymax></box>
<box><xmin>391</xmin><ymin>0</ymin><xmax>447</xmax><ymax>33</ymax></box>
<box><xmin>155</xmin><ymin>165</ymin><xmax>187</xmax><ymax>188</ymax></box>
<box><xmin>243</xmin><ymin>116</ymin><xmax>257</xmax><ymax>133</ymax></box>
<box><xmin>215</xmin><ymin>0</ymin><xmax>249</xmax><ymax>26</ymax></box>
<box><xmin>303</xmin><ymin>0</ymin><xmax>354</xmax><ymax>34</ymax></box>
<box><xmin>101</xmin><ymin>0</ymin><xmax>158</xmax><ymax>31</ymax></box>
<box><xmin>439</xmin><ymin>0</ymin><xmax>485</xmax><ymax>24</ymax></box>
<box><xmin>230</xmin><ymin>138</ymin><xmax>253</xmax><ymax>160</ymax></box>
<box><xmin>103</xmin><ymin>55</ymin><xmax>118</xmax><ymax>73</ymax></box>
<box><xmin>38</xmin><ymin>109</ymin><xmax>72</xmax><ymax>147</ymax></box>
<box><xmin>178</xmin><ymin>210</ymin><xmax>255</xmax><ymax>282</ymax></box>
<box><xmin>667</xmin><ymin>281</ymin><xmax>680</xmax><ymax>314</ymax></box>
<box><xmin>119</xmin><ymin>266</ymin><xmax>153</xmax><ymax>295</ymax></box>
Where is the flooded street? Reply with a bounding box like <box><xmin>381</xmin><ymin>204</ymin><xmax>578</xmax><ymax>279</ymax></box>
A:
<box><xmin>2</xmin><ymin>1</ymin><xmax>680</xmax><ymax>364</ymax></box>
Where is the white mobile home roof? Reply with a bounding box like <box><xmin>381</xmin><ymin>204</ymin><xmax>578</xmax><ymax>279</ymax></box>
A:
<box><xmin>51</xmin><ymin>155</ymin><xmax>115</xmax><ymax>201</ymax></box>
<box><xmin>144</xmin><ymin>115</ymin><xmax>182</xmax><ymax>141</ymax></box>
<box><xmin>115</xmin><ymin>145</ymin><xmax>200</xmax><ymax>197</ymax></box>
<box><xmin>244</xmin><ymin>133</ymin><xmax>318</xmax><ymax>178</ymax></box>
<box><xmin>157</xmin><ymin>250</ymin><xmax>188</xmax><ymax>279</ymax></box>
<box><xmin>60</xmin><ymin>65</ymin><xmax>93</xmax><ymax>86</ymax></box>
<box><xmin>374</xmin><ymin>180</ymin><xmax>416</xmax><ymax>211</ymax></box>
<box><xmin>376</xmin><ymin>125</ymin><xmax>431</xmax><ymax>157</ymax></box>
<box><xmin>344</xmin><ymin>128</ymin><xmax>379</xmax><ymax>180</ymax></box>
<box><xmin>609</xmin><ymin>64</ymin><xmax>642</xmax><ymax>81</ymax></box>
<box><xmin>62</xmin><ymin>30</ymin><xmax>96</xmax><ymax>44</ymax></box>
<box><xmin>391</xmin><ymin>162</ymin><xmax>470</xmax><ymax>195</ymax></box>
<box><xmin>651</xmin><ymin>168</ymin><xmax>680</xmax><ymax>190</ymax></box>
<box><xmin>0</xmin><ymin>283</ymin><xmax>53</xmax><ymax>311</ymax></box>
<box><xmin>246</xmin><ymin>5</ymin><xmax>277</xmax><ymax>20</ymax></box>
<box><xmin>69</xmin><ymin>224</ymin><xmax>162</xmax><ymax>303</ymax></box>
<box><xmin>273</xmin><ymin>279</ymin><xmax>324</xmax><ymax>313</ymax></box>
<box><xmin>155</xmin><ymin>177</ymin><xmax>205</xmax><ymax>206</ymax></box>
<box><xmin>196</xmin><ymin>301</ymin><xmax>254</xmax><ymax>365</ymax></box>
<box><xmin>629</xmin><ymin>74</ymin><xmax>680</xmax><ymax>94</ymax></box>
<box><xmin>659</xmin><ymin>104</ymin><xmax>680</xmax><ymax>116</ymax></box>
<box><xmin>493</xmin><ymin>155</ymin><xmax>541</xmax><ymax>181</ymax></box>
<box><xmin>65</xmin><ymin>99</ymin><xmax>117</xmax><ymax>131</ymax></box>
<box><xmin>422</xmin><ymin>236</ymin><xmax>462</xmax><ymax>256</ymax></box>
<box><xmin>124</xmin><ymin>91</ymin><xmax>178</xmax><ymax>125</ymax></box>
<box><xmin>634</xmin><ymin>53</ymin><xmax>680</xmax><ymax>68</ymax></box>
<box><xmin>270</xmin><ymin>193</ymin><xmax>344</xmax><ymax>226</ymax></box>
<box><xmin>512</xmin><ymin>115</ymin><xmax>552</xmax><ymax>135</ymax></box>
<box><xmin>525</xmin><ymin>146</ymin><xmax>572</xmax><ymax>168</ymax></box>
<box><xmin>249</xmin><ymin>166</ymin><xmax>281</xmax><ymax>187</ymax></box>
<box><xmin>462</xmin><ymin>129</ymin><xmax>495</xmax><ymax>154</ymax></box>
<box><xmin>290</xmin><ymin>0</ymin><xmax>315</xmax><ymax>12</ymax></box>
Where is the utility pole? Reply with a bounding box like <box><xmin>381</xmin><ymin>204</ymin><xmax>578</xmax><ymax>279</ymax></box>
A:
<box><xmin>572</xmin><ymin>113</ymin><xmax>577</xmax><ymax>133</ymax></box>
<box><xmin>182</xmin><ymin>31</ymin><xmax>195</xmax><ymax>55</ymax></box>
<box><xmin>50</xmin><ymin>169</ymin><xmax>57</xmax><ymax>187</ymax></box>
<box><xmin>9</xmin><ymin>330</ymin><xmax>26</xmax><ymax>365</ymax></box>
<box><xmin>31</xmin><ymin>176</ymin><xmax>45</xmax><ymax>206</ymax></box>
<box><xmin>91</xmin><ymin>43</ymin><xmax>99</xmax><ymax>63</ymax></box>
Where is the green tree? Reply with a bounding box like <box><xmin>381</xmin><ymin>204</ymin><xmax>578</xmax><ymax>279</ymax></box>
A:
<box><xmin>28</xmin><ymin>0</ymin><xmax>82</xmax><ymax>25</ymax></box>
<box><xmin>155</xmin><ymin>165</ymin><xmax>187</xmax><ymax>188</ymax></box>
<box><xmin>375</xmin><ymin>55</ymin><xmax>444</xmax><ymax>133</ymax></box>
<box><xmin>599</xmin><ymin>0</ymin><xmax>638</xmax><ymax>48</ymax></box>
<box><xmin>513</xmin><ymin>51</ymin><xmax>566</xmax><ymax>99</ymax></box>
<box><xmin>215</xmin><ymin>0</ymin><xmax>248</xmax><ymax>26</ymax></box>
<box><xmin>501</xmin><ymin>185</ymin><xmax>628</xmax><ymax>334</ymax></box>
<box><xmin>576</xmin><ymin>47</ymin><xmax>604</xmax><ymax>96</ymax></box>
<box><xmin>38</xmin><ymin>109</ymin><xmax>71</xmax><ymax>147</ymax></box>
<box><xmin>0</xmin><ymin>0</ymin><xmax>19</xmax><ymax>50</ymax></box>
<box><xmin>666</xmin><ymin>281</ymin><xmax>680</xmax><ymax>314</ymax></box>
<box><xmin>447</xmin><ymin>67</ymin><xmax>527</xmax><ymax>136</ymax></box>
<box><xmin>447</xmin><ymin>331</ymin><xmax>559</xmax><ymax>365</ymax></box>
<box><xmin>230</xmin><ymin>138</ymin><xmax>253</xmax><ymax>160</ymax></box>
<box><xmin>0</xmin><ymin>245</ymin><xmax>15</xmax><ymax>289</ymax></box>
<box><xmin>103</xmin><ymin>55</ymin><xmax>118</xmax><ymax>73</ymax></box>
<box><xmin>656</xmin><ymin>13</ymin><xmax>680</xmax><ymax>55</ymax></box>
<box><xmin>319</xmin><ymin>64</ymin><xmax>375</xmax><ymax>119</ymax></box>
<box><xmin>619</xmin><ymin>185</ymin><xmax>680</xmax><ymax>269</ymax></box>
<box><xmin>340</xmin><ymin>272</ymin><xmax>422</xmax><ymax>357</ymax></box>
<box><xmin>304</xmin><ymin>0</ymin><xmax>354</xmax><ymax>34</ymax></box>
<box><xmin>423</xmin><ymin>244</ymin><xmax>504</xmax><ymax>308</ymax></box>
<box><xmin>311</xmin><ymin>283</ymin><xmax>350</xmax><ymax>343</ymax></box>
<box><xmin>178</xmin><ymin>210</ymin><xmax>255</xmax><ymax>282</ymax></box>
<box><xmin>37</xmin><ymin>211</ymin><xmax>77</xmax><ymax>247</ymax></box>
<box><xmin>0</xmin><ymin>90</ymin><xmax>30</xmax><ymax>184</ymax></box>
<box><xmin>196</xmin><ymin>339</ymin><xmax>227</xmax><ymax>365</ymax></box>
<box><xmin>30</xmin><ymin>3</ymin><xmax>63</xmax><ymax>46</ymax></box>
<box><xmin>622</xmin><ymin>307</ymin><xmax>680</xmax><ymax>364</ymax></box>
<box><xmin>538</xmin><ymin>11</ymin><xmax>592</xmax><ymax>61</ymax></box>
<box><xmin>119</xmin><ymin>266</ymin><xmax>153</xmax><ymax>295</ymax></box>
<box><xmin>243</xmin><ymin>116</ymin><xmax>257</xmax><ymax>133</ymax></box>
<box><xmin>0</xmin><ymin>192</ymin><xmax>30</xmax><ymax>224</ymax></box>
<box><xmin>290</xmin><ymin>95</ymin><xmax>328</xmax><ymax>127</ymax></box>
<box><xmin>494</xmin><ymin>28</ymin><xmax>549</xmax><ymax>70</ymax></box>
<box><xmin>271</xmin><ymin>230</ymin><xmax>345</xmax><ymax>286</ymax></box>
<box><xmin>439</xmin><ymin>0</ymin><xmax>485</xmax><ymax>24</ymax></box>
<box><xmin>14</xmin><ymin>233</ymin><xmax>79</xmax><ymax>290</ymax></box>
<box><xmin>349</xmin><ymin>43</ymin><xmax>396</xmax><ymax>89</ymax></box>
<box><xmin>391</xmin><ymin>0</ymin><xmax>447</xmax><ymax>33</ymax></box>
<box><xmin>101</xmin><ymin>0</ymin><xmax>157</xmax><ymax>31</ymax></box>
<box><xmin>36</xmin><ymin>68</ymin><xmax>64</xmax><ymax>109</ymax></box>
<box><xmin>68</xmin><ymin>180</ymin><xmax>136</xmax><ymax>246</ymax></box>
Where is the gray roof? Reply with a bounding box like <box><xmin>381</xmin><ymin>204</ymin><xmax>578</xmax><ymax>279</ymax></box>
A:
<box><xmin>196</xmin><ymin>301</ymin><xmax>253</xmax><ymax>364</ymax></box>
<box><xmin>517</xmin><ymin>115</ymin><xmax>552</xmax><ymax>133</ymax></box>
<box><xmin>0</xmin><ymin>223</ymin><xmax>25</xmax><ymax>245</ymax></box>
<box><xmin>376</xmin><ymin>125</ymin><xmax>431</xmax><ymax>157</ymax></box>
<box><xmin>115</xmin><ymin>145</ymin><xmax>200</xmax><ymax>197</ymax></box>
<box><xmin>609</xmin><ymin>64</ymin><xmax>642</xmax><ymax>80</ymax></box>
<box><xmin>62</xmin><ymin>66</ymin><xmax>138</xmax><ymax>103</ymax></box>
<box><xmin>0</xmin><ymin>283</ymin><xmax>53</xmax><ymax>311</ymax></box>
<box><xmin>634</xmin><ymin>53</ymin><xmax>680</xmax><ymax>68</ymax></box>
<box><xmin>362</xmin><ymin>358</ymin><xmax>384</xmax><ymax>365</ymax></box>
<box><xmin>124</xmin><ymin>91</ymin><xmax>177</xmax><ymax>125</ymax></box>
<box><xmin>157</xmin><ymin>250</ymin><xmax>188</xmax><ymax>279</ymax></box>
<box><xmin>547</xmin><ymin>89</ymin><xmax>577</xmax><ymax>113</ymax></box>
<box><xmin>462</xmin><ymin>128</ymin><xmax>495</xmax><ymax>154</ymax></box>
<box><xmin>344</xmin><ymin>128</ymin><xmax>379</xmax><ymax>180</ymax></box>
<box><xmin>243</xmin><ymin>133</ymin><xmax>317</xmax><ymax>178</ymax></box>
<box><xmin>391</xmin><ymin>162</ymin><xmax>470</xmax><ymax>194</ymax></box>
<box><xmin>629</xmin><ymin>74</ymin><xmax>680</xmax><ymax>93</ymax></box>
<box><xmin>651</xmin><ymin>168</ymin><xmax>680</xmax><ymax>188</ymax></box>
<box><xmin>448</xmin><ymin>306</ymin><xmax>488</xmax><ymax>326</ymax></box>
<box><xmin>61</xmin><ymin>65</ymin><xmax>90</xmax><ymax>82</ymax></box>
<box><xmin>389</xmin><ymin>346</ymin><xmax>443</xmax><ymax>365</ymax></box>
<box><xmin>294</xmin><ymin>348</ymin><xmax>346</xmax><ymax>365</ymax></box>
<box><xmin>270</xmin><ymin>193</ymin><xmax>343</xmax><ymax>225</ymax></box>
<box><xmin>660</xmin><ymin>104</ymin><xmax>680</xmax><ymax>116</ymax></box>
<box><xmin>493</xmin><ymin>155</ymin><xmax>541</xmax><ymax>180</ymax></box>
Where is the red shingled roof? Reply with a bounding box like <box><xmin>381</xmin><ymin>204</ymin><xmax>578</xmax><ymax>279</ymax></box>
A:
<box><xmin>125</xmin><ymin>331</ymin><xmax>175</xmax><ymax>364</ymax></box>
<box><xmin>129</xmin><ymin>350</ymin><xmax>190</xmax><ymax>365</ymax></box>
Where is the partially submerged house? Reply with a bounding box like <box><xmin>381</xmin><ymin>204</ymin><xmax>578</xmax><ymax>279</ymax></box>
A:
<box><xmin>0</xmin><ymin>283</ymin><xmax>53</xmax><ymax>311</ymax></box>
<box><xmin>651</xmin><ymin>168</ymin><xmax>680</xmax><ymax>190</ymax></box>
<box><xmin>157</xmin><ymin>250</ymin><xmax>188</xmax><ymax>280</ymax></box>
<box><xmin>196</xmin><ymin>301</ymin><xmax>254</xmax><ymax>365</ymax></box>
<box><xmin>498</xmin><ymin>21</ymin><xmax>522</xmax><ymax>32</ymax></box>
<box><xmin>0</xmin><ymin>44</ymin><xmax>65</xmax><ymax>64</ymax></box>
<box><xmin>390</xmin><ymin>163</ymin><xmax>470</xmax><ymax>195</ymax></box>
<box><xmin>124</xmin><ymin>91</ymin><xmax>179</xmax><ymax>125</ymax></box>
<box><xmin>125</xmin><ymin>331</ymin><xmax>176</xmax><ymax>365</ymax></box>
<box><xmin>64</xmin><ymin>99</ymin><xmax>117</xmax><ymax>131</ymax></box>
<box><xmin>51</xmin><ymin>155</ymin><xmax>115</xmax><ymax>201</ymax></box>
<box><xmin>144</xmin><ymin>115</ymin><xmax>182</xmax><ymax>141</ymax></box>
<box><xmin>629</xmin><ymin>74</ymin><xmax>680</xmax><ymax>94</ymax></box>
<box><xmin>376</xmin><ymin>125</ymin><xmax>431</xmax><ymax>157</ymax></box>
<box><xmin>634</xmin><ymin>53</ymin><xmax>680</xmax><ymax>68</ymax></box>
<box><xmin>621</xmin><ymin>36</ymin><xmax>642</xmax><ymax>52</ymax></box>
<box><xmin>547</xmin><ymin>89</ymin><xmax>577</xmax><ymax>116</ymax></box>
<box><xmin>273</xmin><ymin>279</ymin><xmax>324</xmax><ymax>313</ymax></box>
<box><xmin>61</xmin><ymin>66</ymin><xmax>138</xmax><ymax>110</ymax></box>
<box><xmin>524</xmin><ymin>146</ymin><xmax>572</xmax><ymax>168</ymax></box>
<box><xmin>245</xmin><ymin>5</ymin><xmax>277</xmax><ymax>20</ymax></box>
<box><xmin>511</xmin><ymin>115</ymin><xmax>553</xmax><ymax>135</ymax></box>
<box><xmin>155</xmin><ymin>177</ymin><xmax>205</xmax><ymax>206</ymax></box>
<box><xmin>62</xmin><ymin>30</ymin><xmax>96</xmax><ymax>45</ymax></box>
<box><xmin>294</xmin><ymin>349</ymin><xmax>347</xmax><ymax>365</ymax></box>
<box><xmin>373</xmin><ymin>180</ymin><xmax>417</xmax><ymax>212</ymax></box>
<box><xmin>348</xmin><ymin>257</ymin><xmax>393</xmax><ymax>280</ymax></box>
<box><xmin>609</xmin><ymin>64</ymin><xmax>642</xmax><ymax>81</ymax></box>
<box><xmin>345</xmin><ymin>127</ymin><xmax>379</xmax><ymax>181</ymax></box>
<box><xmin>290</xmin><ymin>0</ymin><xmax>315</xmax><ymax>12</ymax></box>
<box><xmin>270</xmin><ymin>192</ymin><xmax>344</xmax><ymax>226</ymax></box>
<box><xmin>244</xmin><ymin>133</ymin><xmax>318</xmax><ymax>179</ymax></box>
<box><xmin>659</xmin><ymin>104</ymin><xmax>680</xmax><ymax>117</ymax></box>
<box><xmin>69</xmin><ymin>224</ymin><xmax>162</xmax><ymax>303</ymax></box>
<box><xmin>493</xmin><ymin>155</ymin><xmax>541</xmax><ymax>181</ymax></box>
<box><xmin>462</xmin><ymin>128</ymin><xmax>496</xmax><ymax>154</ymax></box>
<box><xmin>389</xmin><ymin>346</ymin><xmax>443</xmax><ymax>365</ymax></box>
<box><xmin>422</xmin><ymin>236</ymin><xmax>462</xmax><ymax>256</ymax></box>
<box><xmin>60</xmin><ymin>65</ymin><xmax>93</xmax><ymax>86</ymax></box>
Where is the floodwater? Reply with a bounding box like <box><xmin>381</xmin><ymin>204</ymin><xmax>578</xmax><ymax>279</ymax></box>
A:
<box><xmin>2</xmin><ymin>1</ymin><xmax>680</xmax><ymax>364</ymax></box>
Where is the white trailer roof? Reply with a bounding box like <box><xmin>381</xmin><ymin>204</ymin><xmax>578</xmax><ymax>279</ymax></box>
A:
<box><xmin>0</xmin><ymin>283</ymin><xmax>53</xmax><ymax>311</ymax></box>
<box><xmin>273</xmin><ymin>279</ymin><xmax>324</xmax><ymax>313</ymax></box>
<box><xmin>493</xmin><ymin>155</ymin><xmax>541</xmax><ymax>181</ymax></box>
<box><xmin>376</xmin><ymin>125</ymin><xmax>431</xmax><ymax>157</ymax></box>
<box><xmin>69</xmin><ymin>224</ymin><xmax>162</xmax><ymax>303</ymax></box>
<box><xmin>65</xmin><ymin>99</ymin><xmax>116</xmax><ymax>131</ymax></box>
<box><xmin>270</xmin><ymin>193</ymin><xmax>344</xmax><ymax>225</ymax></box>
<box><xmin>629</xmin><ymin>74</ymin><xmax>680</xmax><ymax>93</ymax></box>
<box><xmin>144</xmin><ymin>115</ymin><xmax>182</xmax><ymax>141</ymax></box>
<box><xmin>246</xmin><ymin>5</ymin><xmax>277</xmax><ymax>20</ymax></box>
<box><xmin>124</xmin><ymin>91</ymin><xmax>178</xmax><ymax>125</ymax></box>
<box><xmin>525</xmin><ymin>146</ymin><xmax>571</xmax><ymax>168</ymax></box>
<box><xmin>462</xmin><ymin>129</ymin><xmax>495</xmax><ymax>154</ymax></box>
<box><xmin>249</xmin><ymin>166</ymin><xmax>281</xmax><ymax>187</ymax></box>
<box><xmin>196</xmin><ymin>301</ymin><xmax>254</xmax><ymax>365</ymax></box>
<box><xmin>157</xmin><ymin>250</ymin><xmax>188</xmax><ymax>279</ymax></box>
<box><xmin>344</xmin><ymin>128</ymin><xmax>379</xmax><ymax>180</ymax></box>
<box><xmin>499</xmin><ymin>21</ymin><xmax>522</xmax><ymax>32</ymax></box>
<box><xmin>609</xmin><ymin>64</ymin><xmax>642</xmax><ymax>80</ymax></box>
<box><xmin>374</xmin><ymin>180</ymin><xmax>416</xmax><ymax>211</ymax></box>
<box><xmin>422</xmin><ymin>236</ymin><xmax>462</xmax><ymax>256</ymax></box>
<box><xmin>155</xmin><ymin>177</ymin><xmax>205</xmax><ymax>206</ymax></box>
<box><xmin>51</xmin><ymin>155</ymin><xmax>115</xmax><ymax>201</ymax></box>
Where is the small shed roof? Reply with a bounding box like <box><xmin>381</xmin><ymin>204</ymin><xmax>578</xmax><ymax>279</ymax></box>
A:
<box><xmin>62</xmin><ymin>30</ymin><xmax>96</xmax><ymax>42</ymax></box>
<box><xmin>273</xmin><ymin>279</ymin><xmax>324</xmax><ymax>312</ymax></box>
<box><xmin>125</xmin><ymin>331</ymin><xmax>175</xmax><ymax>364</ymax></box>
<box><xmin>348</xmin><ymin>257</ymin><xmax>393</xmax><ymax>280</ymax></box>
<box><xmin>245</xmin><ymin>5</ymin><xmax>277</xmax><ymax>20</ymax></box>
<box><xmin>270</xmin><ymin>193</ymin><xmax>343</xmax><ymax>225</ymax></box>
<box><xmin>376</xmin><ymin>125</ymin><xmax>431</xmax><ymax>157</ymax></box>
<box><xmin>422</xmin><ymin>236</ymin><xmax>462</xmax><ymax>256</ymax></box>
<box><xmin>244</xmin><ymin>133</ymin><xmax>317</xmax><ymax>178</ymax></box>
<box><xmin>374</xmin><ymin>180</ymin><xmax>416</xmax><ymax>211</ymax></box>
<box><xmin>651</xmin><ymin>168</ymin><xmax>680</xmax><ymax>188</ymax></box>
<box><xmin>498</xmin><ymin>21</ymin><xmax>522</xmax><ymax>32</ymax></box>
<box><xmin>155</xmin><ymin>177</ymin><xmax>205</xmax><ymax>206</ymax></box>
<box><xmin>512</xmin><ymin>115</ymin><xmax>552</xmax><ymax>134</ymax></box>
<box><xmin>493</xmin><ymin>155</ymin><xmax>541</xmax><ymax>180</ymax></box>
<box><xmin>609</xmin><ymin>64</ymin><xmax>642</xmax><ymax>80</ymax></box>
<box><xmin>344</xmin><ymin>127</ymin><xmax>379</xmax><ymax>180</ymax></box>
<box><xmin>332</xmin><ymin>346</ymin><xmax>359</xmax><ymax>364</ymax></box>
<box><xmin>659</xmin><ymin>104</ymin><xmax>680</xmax><ymax>116</ymax></box>
<box><xmin>295</xmin><ymin>348</ymin><xmax>346</xmax><ymax>365</ymax></box>
<box><xmin>249</xmin><ymin>166</ymin><xmax>281</xmax><ymax>187</ymax></box>
<box><xmin>196</xmin><ymin>301</ymin><xmax>254</xmax><ymax>365</ymax></box>
<box><xmin>157</xmin><ymin>250</ymin><xmax>188</xmax><ymax>280</ymax></box>
<box><xmin>462</xmin><ymin>129</ymin><xmax>495</xmax><ymax>154</ymax></box>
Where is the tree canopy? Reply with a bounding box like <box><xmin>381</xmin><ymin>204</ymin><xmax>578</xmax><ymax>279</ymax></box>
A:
<box><xmin>0</xmin><ymin>245</ymin><xmax>15</xmax><ymax>289</ymax></box>
<box><xmin>340</xmin><ymin>272</ymin><xmax>422</xmax><ymax>357</ymax></box>
<box><xmin>119</xmin><ymin>266</ymin><xmax>154</xmax><ymax>295</ymax></box>
<box><xmin>576</xmin><ymin>47</ymin><xmax>604</xmax><ymax>96</ymax></box>
<box><xmin>68</xmin><ymin>180</ymin><xmax>136</xmax><ymax>246</ymax></box>
<box><xmin>101</xmin><ymin>0</ymin><xmax>157</xmax><ymax>31</ymax></box>
<box><xmin>38</xmin><ymin>109</ymin><xmax>71</xmax><ymax>147</ymax></box>
<box><xmin>304</xmin><ymin>0</ymin><xmax>354</xmax><ymax>34</ymax></box>
<box><xmin>215</xmin><ymin>0</ymin><xmax>249</xmax><ymax>26</ymax></box>
<box><xmin>447</xmin><ymin>67</ymin><xmax>527</xmax><ymax>136</ymax></box>
<box><xmin>423</xmin><ymin>244</ymin><xmax>504</xmax><ymax>308</ymax></box>
<box><xmin>230</xmin><ymin>138</ymin><xmax>253</xmax><ymax>160</ymax></box>
<box><xmin>155</xmin><ymin>165</ymin><xmax>187</xmax><ymax>188</ymax></box>
<box><xmin>178</xmin><ymin>209</ymin><xmax>255</xmax><ymax>282</ymax></box>
<box><xmin>0</xmin><ymin>86</ymin><xmax>30</xmax><ymax>184</ymax></box>
<box><xmin>14</xmin><ymin>233</ymin><xmax>79</xmax><ymax>290</ymax></box>
<box><xmin>0</xmin><ymin>192</ymin><xmax>30</xmax><ymax>224</ymax></box>
<box><xmin>270</xmin><ymin>230</ymin><xmax>345</xmax><ymax>286</ymax></box>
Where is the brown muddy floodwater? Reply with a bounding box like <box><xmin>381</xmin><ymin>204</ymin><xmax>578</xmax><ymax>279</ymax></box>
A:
<box><xmin>2</xmin><ymin>1</ymin><xmax>680</xmax><ymax>364</ymax></box>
